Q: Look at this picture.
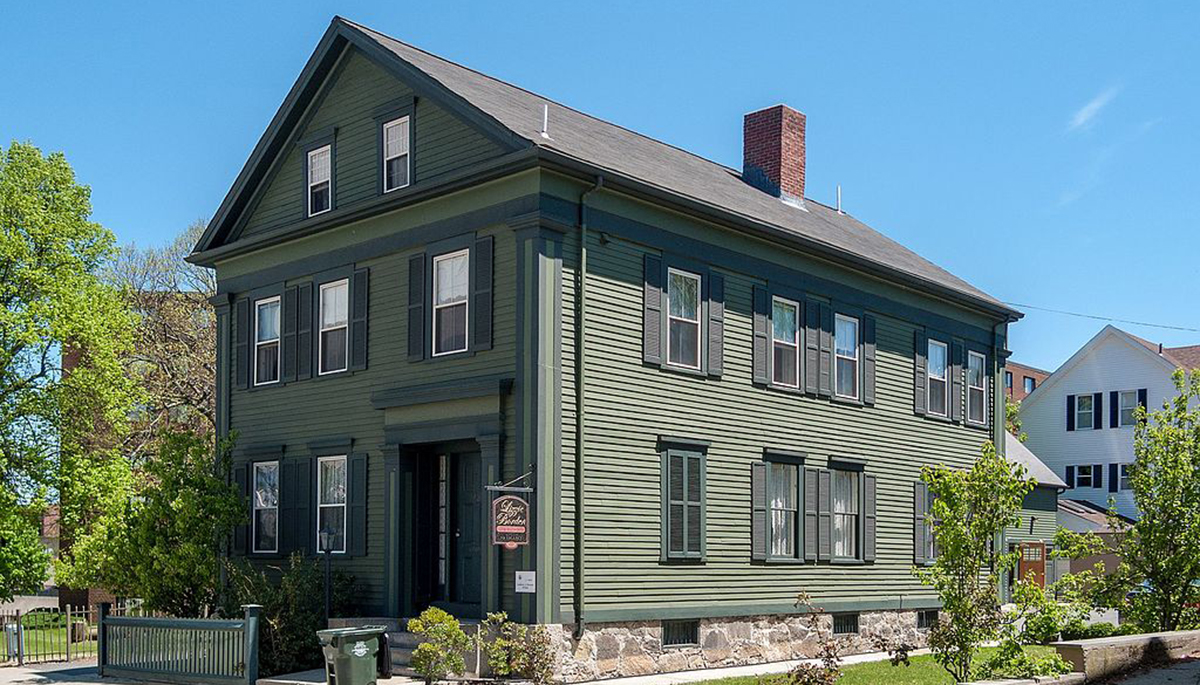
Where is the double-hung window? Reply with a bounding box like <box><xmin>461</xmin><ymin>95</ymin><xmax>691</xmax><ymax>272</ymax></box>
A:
<box><xmin>1119</xmin><ymin>390</ymin><xmax>1138</xmax><ymax>427</ymax></box>
<box><xmin>834</xmin><ymin>314</ymin><xmax>859</xmax><ymax>399</ymax></box>
<box><xmin>1076</xmin><ymin>394</ymin><xmax>1094</xmax><ymax>430</ymax></box>
<box><xmin>252</xmin><ymin>461</ymin><xmax>279</xmax><ymax>553</ymax></box>
<box><xmin>1005</xmin><ymin>371</ymin><xmax>1013</xmax><ymax>390</ymax></box>
<box><xmin>254</xmin><ymin>297</ymin><xmax>281</xmax><ymax>385</ymax></box>
<box><xmin>927</xmin><ymin>340</ymin><xmax>949</xmax><ymax>416</ymax></box>
<box><xmin>307</xmin><ymin>145</ymin><xmax>332</xmax><ymax>216</ymax></box>
<box><xmin>1119</xmin><ymin>464</ymin><xmax>1132</xmax><ymax>490</ymax></box>
<box><xmin>771</xmin><ymin>297</ymin><xmax>800</xmax><ymax>387</ymax></box>
<box><xmin>768</xmin><ymin>462</ymin><xmax>799</xmax><ymax>558</ymax></box>
<box><xmin>319</xmin><ymin>279</ymin><xmax>349</xmax><ymax>375</ymax></box>
<box><xmin>382</xmin><ymin>117</ymin><xmax>411</xmax><ymax>192</ymax></box>
<box><xmin>1075</xmin><ymin>464</ymin><xmax>1095</xmax><ymax>488</ymax></box>
<box><xmin>667</xmin><ymin>269</ymin><xmax>701</xmax><ymax>369</ymax></box>
<box><xmin>432</xmin><ymin>249</ymin><xmax>470</xmax><ymax>356</ymax></box>
<box><xmin>832</xmin><ymin>469</ymin><xmax>860</xmax><ymax>559</ymax></box>
<box><xmin>967</xmin><ymin>351</ymin><xmax>987</xmax><ymax>424</ymax></box>
<box><xmin>1024</xmin><ymin>377</ymin><xmax>1036</xmax><ymax>394</ymax></box>
<box><xmin>317</xmin><ymin>456</ymin><xmax>347</xmax><ymax>553</ymax></box>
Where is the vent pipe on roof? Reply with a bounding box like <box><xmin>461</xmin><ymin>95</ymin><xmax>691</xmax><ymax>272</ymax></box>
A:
<box><xmin>1159</xmin><ymin>342</ymin><xmax>1164</xmax><ymax>354</ymax></box>
<box><xmin>541</xmin><ymin>104</ymin><xmax>551</xmax><ymax>140</ymax></box>
<box><xmin>837</xmin><ymin>185</ymin><xmax>843</xmax><ymax>214</ymax></box>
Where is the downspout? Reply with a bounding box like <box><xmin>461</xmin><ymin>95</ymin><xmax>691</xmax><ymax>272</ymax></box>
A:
<box><xmin>574</xmin><ymin>176</ymin><xmax>603</xmax><ymax>639</ymax></box>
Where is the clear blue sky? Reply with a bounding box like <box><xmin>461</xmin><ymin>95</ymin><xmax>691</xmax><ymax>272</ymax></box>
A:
<box><xmin>3</xmin><ymin>2</ymin><xmax>1197</xmax><ymax>372</ymax></box>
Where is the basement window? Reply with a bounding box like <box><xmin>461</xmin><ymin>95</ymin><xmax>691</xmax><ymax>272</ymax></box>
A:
<box><xmin>917</xmin><ymin>610</ymin><xmax>939</xmax><ymax>630</ymax></box>
<box><xmin>662</xmin><ymin>620</ymin><xmax>699</xmax><ymax>647</ymax></box>
<box><xmin>832</xmin><ymin>613</ymin><xmax>860</xmax><ymax>635</ymax></box>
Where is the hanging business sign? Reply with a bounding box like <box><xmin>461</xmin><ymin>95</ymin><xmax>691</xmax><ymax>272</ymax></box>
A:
<box><xmin>491</xmin><ymin>494</ymin><xmax>530</xmax><ymax>550</ymax></box>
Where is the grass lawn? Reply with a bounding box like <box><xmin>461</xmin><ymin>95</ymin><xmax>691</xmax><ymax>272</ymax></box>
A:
<box><xmin>11</xmin><ymin>626</ymin><xmax>98</xmax><ymax>660</ymax></box>
<box><xmin>698</xmin><ymin>646</ymin><xmax>1058</xmax><ymax>685</ymax></box>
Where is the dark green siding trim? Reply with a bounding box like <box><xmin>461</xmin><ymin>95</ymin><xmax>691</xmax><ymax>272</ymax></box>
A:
<box><xmin>371</xmin><ymin>375</ymin><xmax>513</xmax><ymax>409</ymax></box>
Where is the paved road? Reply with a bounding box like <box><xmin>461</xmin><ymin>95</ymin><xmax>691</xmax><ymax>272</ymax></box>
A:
<box><xmin>1116</xmin><ymin>659</ymin><xmax>1200</xmax><ymax>685</ymax></box>
<box><xmin>0</xmin><ymin>661</ymin><xmax>103</xmax><ymax>685</ymax></box>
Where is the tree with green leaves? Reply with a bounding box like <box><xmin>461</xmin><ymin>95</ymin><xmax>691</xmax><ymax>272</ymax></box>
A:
<box><xmin>0</xmin><ymin>141</ymin><xmax>138</xmax><ymax>601</ymax></box>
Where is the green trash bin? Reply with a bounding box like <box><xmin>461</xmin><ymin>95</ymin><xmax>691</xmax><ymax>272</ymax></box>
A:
<box><xmin>316</xmin><ymin>626</ymin><xmax>388</xmax><ymax>685</ymax></box>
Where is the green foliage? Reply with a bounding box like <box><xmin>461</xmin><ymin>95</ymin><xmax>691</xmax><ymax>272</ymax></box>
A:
<box><xmin>914</xmin><ymin>440</ymin><xmax>1034</xmax><ymax>683</ymax></box>
<box><xmin>477</xmin><ymin>612</ymin><xmax>556</xmax><ymax>683</ymax></box>
<box><xmin>1006</xmin><ymin>398</ymin><xmax>1026</xmax><ymax>442</ymax></box>
<box><xmin>407</xmin><ymin>607</ymin><xmax>471</xmax><ymax>685</ymax></box>
<box><xmin>1059</xmin><ymin>620</ymin><xmax>1142</xmax><ymax>641</ymax></box>
<box><xmin>222</xmin><ymin>553</ymin><xmax>360</xmax><ymax>678</ymax></box>
<box><xmin>0</xmin><ymin>500</ymin><xmax>50</xmax><ymax>601</ymax></box>
<box><xmin>975</xmin><ymin>639</ymin><xmax>1070</xmax><ymax>680</ymax></box>
<box><xmin>787</xmin><ymin>593</ymin><xmax>843</xmax><ymax>685</ymax></box>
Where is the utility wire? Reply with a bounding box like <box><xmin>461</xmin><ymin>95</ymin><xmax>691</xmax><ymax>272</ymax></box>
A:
<box><xmin>1005</xmin><ymin>302</ymin><xmax>1200</xmax><ymax>334</ymax></box>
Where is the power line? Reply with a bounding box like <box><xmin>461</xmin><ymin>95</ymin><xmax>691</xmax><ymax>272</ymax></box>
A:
<box><xmin>1005</xmin><ymin>302</ymin><xmax>1200</xmax><ymax>334</ymax></box>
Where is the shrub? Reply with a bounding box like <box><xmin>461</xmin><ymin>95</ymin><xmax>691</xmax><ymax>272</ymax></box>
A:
<box><xmin>788</xmin><ymin>593</ymin><xmax>843</xmax><ymax>685</ymax></box>
<box><xmin>408</xmin><ymin>607</ymin><xmax>471</xmax><ymax>685</ymax></box>
<box><xmin>976</xmin><ymin>641</ymin><xmax>1071</xmax><ymax>680</ymax></box>
<box><xmin>477</xmin><ymin>612</ymin><xmax>557</xmax><ymax>683</ymax></box>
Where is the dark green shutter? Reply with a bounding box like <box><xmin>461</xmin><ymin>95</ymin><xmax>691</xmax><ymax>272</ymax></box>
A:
<box><xmin>752</xmin><ymin>286</ymin><xmax>770</xmax><ymax>386</ymax></box>
<box><xmin>233</xmin><ymin>464</ymin><xmax>249</xmax><ymax>555</ymax></box>
<box><xmin>643</xmin><ymin>254</ymin><xmax>664</xmax><ymax>365</ymax></box>
<box><xmin>349</xmin><ymin>268</ymin><xmax>369</xmax><ymax>371</ymax></box>
<box><xmin>804</xmin><ymin>300</ymin><xmax>820</xmax><ymax>395</ymax></box>
<box><xmin>707</xmin><ymin>273</ymin><xmax>724</xmax><ymax>377</ymax></box>
<box><xmin>913</xmin><ymin>330</ymin><xmax>927</xmax><ymax>415</ymax></box>
<box><xmin>235</xmin><ymin>299</ymin><xmax>250</xmax><ymax>390</ymax></box>
<box><xmin>1092</xmin><ymin>392</ymin><xmax>1103</xmax><ymax>431</ymax></box>
<box><xmin>863</xmin><ymin>315</ymin><xmax>877</xmax><ymax>405</ymax></box>
<box><xmin>472</xmin><ymin>236</ymin><xmax>493</xmax><ymax>351</ymax></box>
<box><xmin>863</xmin><ymin>474</ymin><xmax>877</xmax><ymax>562</ymax></box>
<box><xmin>818</xmin><ymin>304</ymin><xmax>833</xmax><ymax>397</ymax></box>
<box><xmin>803</xmin><ymin>467</ymin><xmax>819</xmax><ymax>562</ymax></box>
<box><xmin>664</xmin><ymin>451</ymin><xmax>684</xmax><ymax>557</ymax></box>
<box><xmin>913</xmin><ymin>481</ymin><xmax>928</xmax><ymax>565</ymax></box>
<box><xmin>950</xmin><ymin>342</ymin><xmax>964</xmax><ymax>422</ymax></box>
<box><xmin>295</xmin><ymin>460</ymin><xmax>312</xmax><ymax>555</ymax></box>
<box><xmin>278</xmin><ymin>460</ymin><xmax>296</xmax><ymax>553</ymax></box>
<box><xmin>1110</xmin><ymin>391</ymin><xmax>1119</xmax><ymax>428</ymax></box>
<box><xmin>296</xmin><ymin>283</ymin><xmax>313</xmax><ymax>380</ymax></box>
<box><xmin>750</xmin><ymin>462</ymin><xmax>767</xmax><ymax>561</ymax></box>
<box><xmin>348</xmin><ymin>453</ymin><xmax>367</xmax><ymax>557</ymax></box>
<box><xmin>686</xmin><ymin>453</ymin><xmax>704</xmax><ymax>556</ymax></box>
<box><xmin>1066</xmin><ymin>395</ymin><xmax>1076</xmax><ymax>431</ymax></box>
<box><xmin>817</xmin><ymin>469</ymin><xmax>832</xmax><ymax>561</ymax></box>
<box><xmin>281</xmin><ymin>286</ymin><xmax>298</xmax><ymax>383</ymax></box>
<box><xmin>407</xmin><ymin>254</ymin><xmax>425</xmax><ymax>361</ymax></box>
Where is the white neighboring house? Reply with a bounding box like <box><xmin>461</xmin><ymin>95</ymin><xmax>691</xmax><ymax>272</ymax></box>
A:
<box><xmin>1018</xmin><ymin>325</ymin><xmax>1200</xmax><ymax>520</ymax></box>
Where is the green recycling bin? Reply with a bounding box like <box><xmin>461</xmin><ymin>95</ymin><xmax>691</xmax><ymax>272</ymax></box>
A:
<box><xmin>317</xmin><ymin>626</ymin><xmax>388</xmax><ymax>685</ymax></box>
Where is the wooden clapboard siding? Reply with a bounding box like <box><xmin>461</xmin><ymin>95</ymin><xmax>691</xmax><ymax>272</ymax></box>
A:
<box><xmin>1008</xmin><ymin>486</ymin><xmax>1060</xmax><ymax>544</ymax></box>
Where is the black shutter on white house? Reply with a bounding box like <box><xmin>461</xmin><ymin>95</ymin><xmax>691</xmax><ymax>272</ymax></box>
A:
<box><xmin>913</xmin><ymin>330</ymin><xmax>928</xmax><ymax>415</ymax></box>
<box><xmin>348</xmin><ymin>453</ymin><xmax>368</xmax><ymax>557</ymax></box>
<box><xmin>643</xmin><ymin>254</ymin><xmax>663</xmax><ymax>365</ymax></box>
<box><xmin>913</xmin><ymin>481</ymin><xmax>929</xmax><ymax>565</ymax></box>
<box><xmin>863</xmin><ymin>315</ymin><xmax>877</xmax><ymax>405</ymax></box>
<box><xmin>1092</xmin><ymin>392</ymin><xmax>1104</xmax><ymax>431</ymax></box>
<box><xmin>750</xmin><ymin>462</ymin><xmax>767</xmax><ymax>561</ymax></box>
<box><xmin>803</xmin><ymin>467</ymin><xmax>819</xmax><ymax>562</ymax></box>
<box><xmin>707</xmin><ymin>273</ymin><xmax>724</xmax><ymax>377</ymax></box>
<box><xmin>281</xmin><ymin>286</ymin><xmax>299</xmax><ymax>383</ymax></box>
<box><xmin>1066</xmin><ymin>395</ymin><xmax>1076</xmax><ymax>431</ymax></box>
<box><xmin>1065</xmin><ymin>465</ymin><xmax>1076</xmax><ymax>488</ymax></box>
<box><xmin>349</xmin><ymin>268</ymin><xmax>369</xmax><ymax>371</ymax></box>
<box><xmin>863</xmin><ymin>474</ymin><xmax>878</xmax><ymax>562</ymax></box>
<box><xmin>472</xmin><ymin>236</ymin><xmax>493</xmax><ymax>351</ymax></box>
<box><xmin>1110</xmin><ymin>391</ymin><xmax>1119</xmax><ymax>428</ymax></box>
<box><xmin>296</xmin><ymin>283</ymin><xmax>313</xmax><ymax>380</ymax></box>
<box><xmin>752</xmin><ymin>286</ymin><xmax>770</xmax><ymax>386</ymax></box>
<box><xmin>1093</xmin><ymin>463</ymin><xmax>1104</xmax><ymax>490</ymax></box>
<box><xmin>407</xmin><ymin>254</ymin><xmax>425</xmax><ymax>361</ymax></box>
<box><xmin>235</xmin><ymin>299</ymin><xmax>250</xmax><ymax>390</ymax></box>
<box><xmin>233</xmin><ymin>463</ymin><xmax>249</xmax><ymax>555</ymax></box>
<box><xmin>1109</xmin><ymin>464</ymin><xmax>1119</xmax><ymax>493</ymax></box>
<box><xmin>1138</xmin><ymin>388</ymin><xmax>1148</xmax><ymax>412</ymax></box>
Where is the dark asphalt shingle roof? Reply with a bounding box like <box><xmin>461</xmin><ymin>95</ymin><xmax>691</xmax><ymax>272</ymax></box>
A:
<box><xmin>343</xmin><ymin>19</ymin><xmax>1012</xmax><ymax>316</ymax></box>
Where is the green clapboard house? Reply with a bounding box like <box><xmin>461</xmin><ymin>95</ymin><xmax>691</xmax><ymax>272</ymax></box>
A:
<box><xmin>189</xmin><ymin>17</ymin><xmax>1028</xmax><ymax>679</ymax></box>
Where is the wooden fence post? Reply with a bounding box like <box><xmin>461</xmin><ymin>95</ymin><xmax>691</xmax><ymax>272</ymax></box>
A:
<box><xmin>97</xmin><ymin>602</ymin><xmax>110</xmax><ymax>676</ymax></box>
<box><xmin>242</xmin><ymin>605</ymin><xmax>261</xmax><ymax>685</ymax></box>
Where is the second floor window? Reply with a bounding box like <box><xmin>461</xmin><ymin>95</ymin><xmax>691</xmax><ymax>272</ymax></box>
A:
<box><xmin>254</xmin><ymin>297</ymin><xmax>281</xmax><ymax>385</ymax></box>
<box><xmin>433</xmin><ymin>249</ymin><xmax>470</xmax><ymax>356</ymax></box>
<box><xmin>927</xmin><ymin>340</ymin><xmax>949</xmax><ymax>416</ymax></box>
<box><xmin>967</xmin><ymin>351</ymin><xmax>986</xmax><ymax>424</ymax></box>
<box><xmin>252</xmin><ymin>461</ymin><xmax>278</xmax><ymax>553</ymax></box>
<box><xmin>1119</xmin><ymin>390</ymin><xmax>1138</xmax><ymax>426</ymax></box>
<box><xmin>832</xmin><ymin>469</ymin><xmax>859</xmax><ymax>559</ymax></box>
<box><xmin>317</xmin><ymin>456</ymin><xmax>347</xmax><ymax>553</ymax></box>
<box><xmin>319</xmin><ymin>279</ymin><xmax>349</xmax><ymax>374</ymax></box>
<box><xmin>772</xmin><ymin>297</ymin><xmax>799</xmax><ymax>387</ymax></box>
<box><xmin>1076</xmin><ymin>394</ymin><xmax>1094</xmax><ymax>430</ymax></box>
<box><xmin>835</xmin><ymin>314</ymin><xmax>859</xmax><ymax>399</ymax></box>
<box><xmin>667</xmin><ymin>268</ymin><xmax>701</xmax><ymax>369</ymax></box>
<box><xmin>1024</xmin><ymin>376</ymin><xmax>1036</xmax><ymax>394</ymax></box>
<box><xmin>383</xmin><ymin>116</ymin><xmax>411</xmax><ymax>192</ymax></box>
<box><xmin>307</xmin><ymin>145</ymin><xmax>332</xmax><ymax>216</ymax></box>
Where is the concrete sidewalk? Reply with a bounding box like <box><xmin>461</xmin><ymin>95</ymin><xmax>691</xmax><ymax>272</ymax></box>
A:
<box><xmin>0</xmin><ymin>661</ymin><xmax>102</xmax><ymax>685</ymax></box>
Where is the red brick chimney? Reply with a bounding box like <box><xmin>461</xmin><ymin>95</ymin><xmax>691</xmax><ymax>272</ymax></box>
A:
<box><xmin>743</xmin><ymin>104</ymin><xmax>806</xmax><ymax>206</ymax></box>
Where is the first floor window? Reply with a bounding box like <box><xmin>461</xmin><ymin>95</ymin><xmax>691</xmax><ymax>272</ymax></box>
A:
<box><xmin>317</xmin><ymin>456</ymin><xmax>347</xmax><ymax>553</ymax></box>
<box><xmin>928</xmin><ymin>340</ymin><xmax>949</xmax><ymax>416</ymax></box>
<box><xmin>432</xmin><ymin>249</ymin><xmax>469</xmax><ymax>355</ymax></box>
<box><xmin>307</xmin><ymin>145</ymin><xmax>332</xmax><ymax>216</ymax></box>
<box><xmin>768</xmin><ymin>462</ymin><xmax>798</xmax><ymax>558</ymax></box>
<box><xmin>1119</xmin><ymin>390</ymin><xmax>1138</xmax><ymax>426</ymax></box>
<box><xmin>1076</xmin><ymin>394</ymin><xmax>1094</xmax><ymax>430</ymax></box>
<box><xmin>319</xmin><ymin>279</ymin><xmax>349</xmax><ymax>374</ymax></box>
<box><xmin>382</xmin><ymin>116</ymin><xmax>411</xmax><ymax>192</ymax></box>
<box><xmin>664</xmin><ymin>449</ymin><xmax>704</xmax><ymax>559</ymax></box>
<box><xmin>1075</xmin><ymin>464</ymin><xmax>1095</xmax><ymax>488</ymax></box>
<box><xmin>967</xmin><ymin>351</ymin><xmax>986</xmax><ymax>424</ymax></box>
<box><xmin>832</xmin><ymin>469</ymin><xmax>860</xmax><ymax>559</ymax></box>
<box><xmin>772</xmin><ymin>297</ymin><xmax>799</xmax><ymax>387</ymax></box>
<box><xmin>254</xmin><ymin>296</ymin><xmax>281</xmax><ymax>385</ymax></box>
<box><xmin>1120</xmin><ymin>463</ymin><xmax>1132</xmax><ymax>490</ymax></box>
<box><xmin>835</xmin><ymin>314</ymin><xmax>859</xmax><ymax>399</ymax></box>
<box><xmin>667</xmin><ymin>268</ymin><xmax>701</xmax><ymax>369</ymax></box>
<box><xmin>252</xmin><ymin>461</ymin><xmax>279</xmax><ymax>553</ymax></box>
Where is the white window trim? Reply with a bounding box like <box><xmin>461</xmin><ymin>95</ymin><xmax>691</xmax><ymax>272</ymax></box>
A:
<box><xmin>771</xmin><ymin>296</ymin><xmax>800</xmax><ymax>388</ymax></box>
<box><xmin>254</xmin><ymin>296</ymin><xmax>281</xmax><ymax>386</ymax></box>
<box><xmin>1119</xmin><ymin>463</ymin><xmax>1132</xmax><ymax>490</ymax></box>
<box><xmin>307</xmin><ymin>145</ymin><xmax>332</xmax><ymax>217</ymax></box>
<box><xmin>432</xmin><ymin>249</ymin><xmax>470</xmax><ymax>357</ymax></box>
<box><xmin>252</xmin><ymin>461</ymin><xmax>279</xmax><ymax>554</ymax></box>
<box><xmin>834</xmin><ymin>314</ymin><xmax>860</xmax><ymax>400</ymax></box>
<box><xmin>382</xmin><ymin>116</ymin><xmax>411</xmax><ymax>193</ymax></box>
<box><xmin>1118</xmin><ymin>390</ymin><xmax>1139</xmax><ymax>427</ymax></box>
<box><xmin>966</xmin><ymin>350</ymin><xmax>987</xmax><ymax>425</ymax></box>
<box><xmin>1075</xmin><ymin>464</ymin><xmax>1095</xmax><ymax>488</ymax></box>
<box><xmin>1076</xmin><ymin>392</ymin><xmax>1097</xmax><ymax>430</ymax></box>
<box><xmin>927</xmin><ymin>340</ymin><xmax>950</xmax><ymax>416</ymax></box>
<box><xmin>318</xmin><ymin>279</ymin><xmax>350</xmax><ymax>376</ymax></box>
<box><xmin>317</xmin><ymin>455</ymin><xmax>348</xmax><ymax>555</ymax></box>
<box><xmin>666</xmin><ymin>267</ymin><xmax>702</xmax><ymax>370</ymax></box>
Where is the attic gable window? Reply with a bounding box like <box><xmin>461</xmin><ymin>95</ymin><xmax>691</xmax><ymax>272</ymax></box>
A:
<box><xmin>383</xmin><ymin>117</ymin><xmax>411</xmax><ymax>192</ymax></box>
<box><xmin>1076</xmin><ymin>394</ymin><xmax>1094</xmax><ymax>430</ymax></box>
<box><xmin>307</xmin><ymin>145</ymin><xmax>332</xmax><ymax>216</ymax></box>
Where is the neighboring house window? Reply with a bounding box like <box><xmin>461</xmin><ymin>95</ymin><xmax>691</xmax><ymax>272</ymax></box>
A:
<box><xmin>834</xmin><ymin>314</ymin><xmax>859</xmax><ymax>399</ymax></box>
<box><xmin>1119</xmin><ymin>390</ymin><xmax>1138</xmax><ymax>427</ymax></box>
<box><xmin>1005</xmin><ymin>371</ymin><xmax>1013</xmax><ymax>390</ymax></box>
<box><xmin>307</xmin><ymin>145</ymin><xmax>332</xmax><ymax>216</ymax></box>
<box><xmin>1024</xmin><ymin>376</ymin><xmax>1036</xmax><ymax>394</ymax></box>
<box><xmin>1120</xmin><ymin>464</ymin><xmax>1132</xmax><ymax>490</ymax></box>
<box><xmin>1076</xmin><ymin>394</ymin><xmax>1094</xmax><ymax>430</ymax></box>
<box><xmin>382</xmin><ymin>116</ymin><xmax>411</xmax><ymax>192</ymax></box>
<box><xmin>768</xmin><ymin>462</ymin><xmax>799</xmax><ymax>558</ymax></box>
<box><xmin>667</xmin><ymin>268</ymin><xmax>702</xmax><ymax>369</ymax></box>
<box><xmin>663</xmin><ymin>448</ymin><xmax>704</xmax><ymax>560</ymax></box>
<box><xmin>254</xmin><ymin>296</ymin><xmax>281</xmax><ymax>385</ymax></box>
<box><xmin>927</xmin><ymin>340</ymin><xmax>949</xmax><ymax>416</ymax></box>
<box><xmin>432</xmin><ymin>249</ymin><xmax>470</xmax><ymax>356</ymax></box>
<box><xmin>1076</xmin><ymin>464</ymin><xmax>1095</xmax><ymax>488</ymax></box>
<box><xmin>772</xmin><ymin>297</ymin><xmax>800</xmax><ymax>387</ymax></box>
<box><xmin>967</xmin><ymin>351</ymin><xmax>986</xmax><ymax>424</ymax></box>
<box><xmin>832</xmin><ymin>469</ymin><xmax>860</xmax><ymax>559</ymax></box>
<box><xmin>319</xmin><ymin>279</ymin><xmax>349</xmax><ymax>375</ymax></box>
<box><xmin>252</xmin><ymin>461</ymin><xmax>278</xmax><ymax>553</ymax></box>
<box><xmin>317</xmin><ymin>455</ymin><xmax>347</xmax><ymax>553</ymax></box>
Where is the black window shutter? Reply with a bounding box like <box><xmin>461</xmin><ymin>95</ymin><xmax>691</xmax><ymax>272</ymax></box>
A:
<box><xmin>752</xmin><ymin>285</ymin><xmax>770</xmax><ymax>386</ymax></box>
<box><xmin>818</xmin><ymin>304</ymin><xmax>833</xmax><ymax>397</ymax></box>
<box><xmin>817</xmin><ymin>469</ymin><xmax>832</xmax><ymax>561</ymax></box>
<box><xmin>407</xmin><ymin>254</ymin><xmax>426</xmax><ymax>361</ymax></box>
<box><xmin>863</xmin><ymin>474</ymin><xmax>877</xmax><ymax>562</ymax></box>
<box><xmin>294</xmin><ymin>460</ymin><xmax>312</xmax><ymax>556</ymax></box>
<box><xmin>233</xmin><ymin>463</ymin><xmax>248</xmax><ymax>555</ymax></box>
<box><xmin>643</xmin><ymin>254</ymin><xmax>664</xmax><ymax>365</ymax></box>
<box><xmin>1137</xmin><ymin>388</ymin><xmax>1148</xmax><ymax>412</ymax></box>
<box><xmin>472</xmin><ymin>236</ymin><xmax>494</xmax><ymax>351</ymax></box>
<box><xmin>1110</xmin><ymin>391</ymin><xmax>1119</xmax><ymax>428</ymax></box>
<box><xmin>281</xmin><ymin>286</ymin><xmax>299</xmax><ymax>383</ymax></box>
<box><xmin>804</xmin><ymin>300</ymin><xmax>821</xmax><ymax>395</ymax></box>
<box><xmin>862</xmin><ymin>315</ymin><xmax>877</xmax><ymax>405</ymax></box>
<box><xmin>1093</xmin><ymin>463</ymin><xmax>1104</xmax><ymax>490</ymax></box>
<box><xmin>235</xmin><ymin>299</ymin><xmax>250</xmax><ymax>390</ymax></box>
<box><xmin>1109</xmin><ymin>464</ymin><xmax>1119</xmax><ymax>493</ymax></box>
<box><xmin>349</xmin><ymin>268</ymin><xmax>369</xmax><ymax>371</ymax></box>
<box><xmin>1092</xmin><ymin>392</ymin><xmax>1104</xmax><ymax>431</ymax></box>
<box><xmin>296</xmin><ymin>283</ymin><xmax>313</xmax><ymax>380</ymax></box>
<box><xmin>348</xmin><ymin>453</ymin><xmax>368</xmax><ymax>557</ymax></box>
<box><xmin>950</xmin><ymin>342</ymin><xmax>964</xmax><ymax>422</ymax></box>
<box><xmin>913</xmin><ymin>481</ymin><xmax>928</xmax><ymax>565</ymax></box>
<box><xmin>803</xmin><ymin>467</ymin><xmax>819</xmax><ymax>562</ymax></box>
<box><xmin>707</xmin><ymin>273</ymin><xmax>724</xmax><ymax>377</ymax></box>
<box><xmin>1065</xmin><ymin>465</ymin><xmax>1075</xmax><ymax>488</ymax></box>
<box><xmin>913</xmin><ymin>330</ymin><xmax>928</xmax><ymax>415</ymax></box>
<box><xmin>750</xmin><ymin>462</ymin><xmax>767</xmax><ymax>561</ymax></box>
<box><xmin>1066</xmin><ymin>395</ymin><xmax>1076</xmax><ymax>431</ymax></box>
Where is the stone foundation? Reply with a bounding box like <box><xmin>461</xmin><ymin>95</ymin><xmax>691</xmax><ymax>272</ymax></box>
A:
<box><xmin>550</xmin><ymin>610</ymin><xmax>928</xmax><ymax>682</ymax></box>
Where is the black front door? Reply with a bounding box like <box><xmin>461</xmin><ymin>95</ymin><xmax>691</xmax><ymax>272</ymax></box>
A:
<box><xmin>416</xmin><ymin>449</ymin><xmax>480</xmax><ymax>618</ymax></box>
<box><xmin>452</xmin><ymin>452</ymin><xmax>482</xmax><ymax>608</ymax></box>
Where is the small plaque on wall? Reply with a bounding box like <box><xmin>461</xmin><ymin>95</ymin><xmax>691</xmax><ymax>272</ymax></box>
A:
<box><xmin>515</xmin><ymin>571</ymin><xmax>536</xmax><ymax>594</ymax></box>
